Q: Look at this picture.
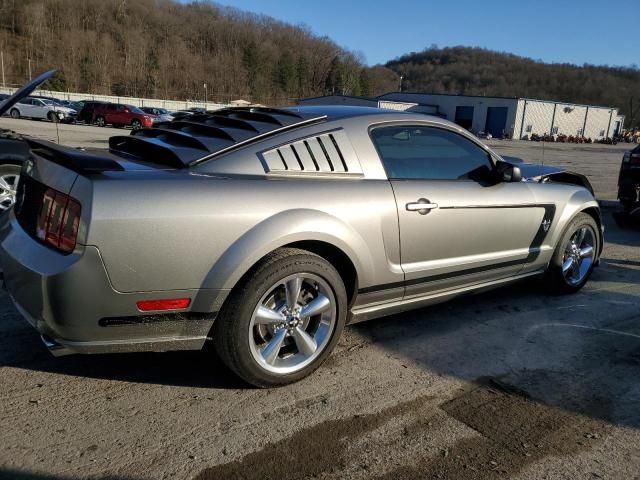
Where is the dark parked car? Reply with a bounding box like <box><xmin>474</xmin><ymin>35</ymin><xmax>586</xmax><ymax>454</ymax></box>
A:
<box><xmin>77</xmin><ymin>100</ymin><xmax>108</xmax><ymax>124</ymax></box>
<box><xmin>93</xmin><ymin>103</ymin><xmax>155</xmax><ymax>129</ymax></box>
<box><xmin>618</xmin><ymin>145</ymin><xmax>640</xmax><ymax>212</ymax></box>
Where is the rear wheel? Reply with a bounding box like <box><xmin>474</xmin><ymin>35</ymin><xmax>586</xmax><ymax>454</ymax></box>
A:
<box><xmin>213</xmin><ymin>248</ymin><xmax>347</xmax><ymax>387</ymax></box>
<box><xmin>545</xmin><ymin>213</ymin><xmax>599</xmax><ymax>293</ymax></box>
<box><xmin>47</xmin><ymin>111</ymin><xmax>59</xmax><ymax>123</ymax></box>
<box><xmin>131</xmin><ymin>119</ymin><xmax>142</xmax><ymax>130</ymax></box>
<box><xmin>9</xmin><ymin>109</ymin><xmax>19</xmax><ymax>119</ymax></box>
<box><xmin>0</xmin><ymin>164</ymin><xmax>21</xmax><ymax>212</ymax></box>
<box><xmin>95</xmin><ymin>116</ymin><xmax>106</xmax><ymax>127</ymax></box>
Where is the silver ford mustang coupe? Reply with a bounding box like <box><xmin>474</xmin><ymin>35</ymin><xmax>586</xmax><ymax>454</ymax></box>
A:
<box><xmin>0</xmin><ymin>72</ymin><xmax>602</xmax><ymax>387</ymax></box>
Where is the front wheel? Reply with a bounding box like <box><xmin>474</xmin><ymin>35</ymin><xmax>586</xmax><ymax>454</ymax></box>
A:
<box><xmin>545</xmin><ymin>213</ymin><xmax>599</xmax><ymax>294</ymax></box>
<box><xmin>131</xmin><ymin>119</ymin><xmax>142</xmax><ymax>130</ymax></box>
<box><xmin>213</xmin><ymin>248</ymin><xmax>347</xmax><ymax>387</ymax></box>
<box><xmin>9</xmin><ymin>109</ymin><xmax>20</xmax><ymax>119</ymax></box>
<box><xmin>47</xmin><ymin>112</ymin><xmax>59</xmax><ymax>123</ymax></box>
<box><xmin>95</xmin><ymin>116</ymin><xmax>106</xmax><ymax>127</ymax></box>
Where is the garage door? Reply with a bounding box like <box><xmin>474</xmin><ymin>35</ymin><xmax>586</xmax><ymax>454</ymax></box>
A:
<box><xmin>454</xmin><ymin>106</ymin><xmax>474</xmax><ymax>130</ymax></box>
<box><xmin>485</xmin><ymin>107</ymin><xmax>508</xmax><ymax>137</ymax></box>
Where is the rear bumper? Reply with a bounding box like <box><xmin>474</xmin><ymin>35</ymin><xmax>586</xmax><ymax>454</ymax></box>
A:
<box><xmin>0</xmin><ymin>212</ymin><xmax>228</xmax><ymax>355</ymax></box>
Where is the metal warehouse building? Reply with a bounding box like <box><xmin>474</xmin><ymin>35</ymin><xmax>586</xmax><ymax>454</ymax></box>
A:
<box><xmin>299</xmin><ymin>93</ymin><xmax>625</xmax><ymax>141</ymax></box>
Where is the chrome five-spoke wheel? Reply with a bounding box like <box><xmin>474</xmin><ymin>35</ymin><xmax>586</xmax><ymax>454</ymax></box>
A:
<box><xmin>561</xmin><ymin>226</ymin><xmax>595</xmax><ymax>286</ymax></box>
<box><xmin>249</xmin><ymin>274</ymin><xmax>336</xmax><ymax>374</ymax></box>
<box><xmin>213</xmin><ymin>248</ymin><xmax>347</xmax><ymax>387</ymax></box>
<box><xmin>547</xmin><ymin>212</ymin><xmax>599</xmax><ymax>293</ymax></box>
<box><xmin>0</xmin><ymin>170</ymin><xmax>20</xmax><ymax>212</ymax></box>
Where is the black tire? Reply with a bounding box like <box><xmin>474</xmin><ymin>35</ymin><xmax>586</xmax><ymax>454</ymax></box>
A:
<box><xmin>131</xmin><ymin>119</ymin><xmax>142</xmax><ymax>130</ymax></box>
<box><xmin>213</xmin><ymin>248</ymin><xmax>347</xmax><ymax>388</ymax></box>
<box><xmin>9</xmin><ymin>109</ymin><xmax>20</xmax><ymax>119</ymax></box>
<box><xmin>545</xmin><ymin>213</ymin><xmax>599</xmax><ymax>294</ymax></box>
<box><xmin>47</xmin><ymin>112</ymin><xmax>59</xmax><ymax>123</ymax></box>
<box><xmin>95</xmin><ymin>116</ymin><xmax>106</xmax><ymax>127</ymax></box>
<box><xmin>621</xmin><ymin>199</ymin><xmax>634</xmax><ymax>213</ymax></box>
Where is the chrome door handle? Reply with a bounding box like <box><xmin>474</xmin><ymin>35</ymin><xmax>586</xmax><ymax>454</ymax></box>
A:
<box><xmin>406</xmin><ymin>199</ymin><xmax>438</xmax><ymax>214</ymax></box>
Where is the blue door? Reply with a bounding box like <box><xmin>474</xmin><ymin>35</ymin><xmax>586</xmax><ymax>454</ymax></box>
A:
<box><xmin>485</xmin><ymin>107</ymin><xmax>508</xmax><ymax>137</ymax></box>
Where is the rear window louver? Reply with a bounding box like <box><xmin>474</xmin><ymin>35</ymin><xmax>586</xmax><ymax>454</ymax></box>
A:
<box><xmin>108</xmin><ymin>107</ymin><xmax>325</xmax><ymax>168</ymax></box>
<box><xmin>261</xmin><ymin>130</ymin><xmax>363</xmax><ymax>176</ymax></box>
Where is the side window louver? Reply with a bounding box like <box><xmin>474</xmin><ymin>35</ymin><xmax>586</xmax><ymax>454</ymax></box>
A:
<box><xmin>262</xmin><ymin>130</ymin><xmax>362</xmax><ymax>176</ymax></box>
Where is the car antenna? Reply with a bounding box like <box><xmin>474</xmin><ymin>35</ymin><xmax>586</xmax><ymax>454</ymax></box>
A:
<box><xmin>541</xmin><ymin>136</ymin><xmax>545</xmax><ymax>166</ymax></box>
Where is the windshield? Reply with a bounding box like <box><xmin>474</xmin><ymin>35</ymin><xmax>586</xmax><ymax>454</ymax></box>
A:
<box><xmin>129</xmin><ymin>105</ymin><xmax>144</xmax><ymax>114</ymax></box>
<box><xmin>40</xmin><ymin>99</ymin><xmax>55</xmax><ymax>105</ymax></box>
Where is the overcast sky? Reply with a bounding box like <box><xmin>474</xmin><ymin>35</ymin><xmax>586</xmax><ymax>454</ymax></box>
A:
<box><xmin>212</xmin><ymin>0</ymin><xmax>637</xmax><ymax>67</ymax></box>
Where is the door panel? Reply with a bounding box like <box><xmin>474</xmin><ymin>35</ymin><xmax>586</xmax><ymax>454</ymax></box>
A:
<box><xmin>392</xmin><ymin>179</ymin><xmax>543</xmax><ymax>297</ymax></box>
<box><xmin>370</xmin><ymin>123</ymin><xmax>548</xmax><ymax>299</ymax></box>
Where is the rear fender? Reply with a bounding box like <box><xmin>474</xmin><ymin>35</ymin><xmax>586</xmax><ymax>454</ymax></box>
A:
<box><xmin>202</xmin><ymin>209</ymin><xmax>371</xmax><ymax>291</ymax></box>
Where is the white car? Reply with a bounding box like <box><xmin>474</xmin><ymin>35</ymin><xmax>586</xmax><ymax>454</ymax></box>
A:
<box><xmin>8</xmin><ymin>97</ymin><xmax>77</xmax><ymax>123</ymax></box>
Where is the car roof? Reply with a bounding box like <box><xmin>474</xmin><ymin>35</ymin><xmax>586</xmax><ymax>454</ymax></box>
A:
<box><xmin>108</xmin><ymin>105</ymin><xmax>457</xmax><ymax>169</ymax></box>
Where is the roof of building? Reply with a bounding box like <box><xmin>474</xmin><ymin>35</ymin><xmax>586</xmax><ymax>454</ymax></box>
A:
<box><xmin>299</xmin><ymin>92</ymin><xmax>618</xmax><ymax>111</ymax></box>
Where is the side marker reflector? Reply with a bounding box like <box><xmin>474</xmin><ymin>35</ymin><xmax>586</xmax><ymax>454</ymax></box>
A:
<box><xmin>136</xmin><ymin>298</ymin><xmax>191</xmax><ymax>312</ymax></box>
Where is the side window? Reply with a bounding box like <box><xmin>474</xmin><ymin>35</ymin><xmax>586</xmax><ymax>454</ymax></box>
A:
<box><xmin>371</xmin><ymin>125</ymin><xmax>494</xmax><ymax>181</ymax></box>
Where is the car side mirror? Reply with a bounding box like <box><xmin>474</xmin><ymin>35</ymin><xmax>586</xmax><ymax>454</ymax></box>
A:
<box><xmin>496</xmin><ymin>161</ymin><xmax>522</xmax><ymax>183</ymax></box>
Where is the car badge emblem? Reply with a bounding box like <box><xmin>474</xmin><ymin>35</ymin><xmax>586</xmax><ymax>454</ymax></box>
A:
<box><xmin>542</xmin><ymin>219</ymin><xmax>551</xmax><ymax>232</ymax></box>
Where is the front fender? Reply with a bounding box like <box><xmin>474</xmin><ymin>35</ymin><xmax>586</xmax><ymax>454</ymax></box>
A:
<box><xmin>549</xmin><ymin>189</ymin><xmax>602</xmax><ymax>256</ymax></box>
<box><xmin>202</xmin><ymin>209</ymin><xmax>373</xmax><ymax>291</ymax></box>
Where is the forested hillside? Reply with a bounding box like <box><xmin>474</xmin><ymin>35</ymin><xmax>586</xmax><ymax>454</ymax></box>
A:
<box><xmin>386</xmin><ymin>46</ymin><xmax>639</xmax><ymax>119</ymax></box>
<box><xmin>0</xmin><ymin>0</ymin><xmax>396</xmax><ymax>103</ymax></box>
<box><xmin>0</xmin><ymin>0</ymin><xmax>637</xmax><ymax>122</ymax></box>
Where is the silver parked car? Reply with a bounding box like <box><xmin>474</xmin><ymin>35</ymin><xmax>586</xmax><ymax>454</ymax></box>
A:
<box><xmin>9</xmin><ymin>96</ymin><xmax>77</xmax><ymax>123</ymax></box>
<box><xmin>0</xmin><ymin>72</ymin><xmax>603</xmax><ymax>387</ymax></box>
<box><xmin>140</xmin><ymin>106</ymin><xmax>175</xmax><ymax>123</ymax></box>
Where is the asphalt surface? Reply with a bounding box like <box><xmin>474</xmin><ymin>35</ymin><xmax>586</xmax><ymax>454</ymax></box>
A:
<box><xmin>0</xmin><ymin>118</ymin><xmax>639</xmax><ymax>480</ymax></box>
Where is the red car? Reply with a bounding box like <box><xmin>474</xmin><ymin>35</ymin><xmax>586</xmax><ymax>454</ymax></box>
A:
<box><xmin>93</xmin><ymin>103</ymin><xmax>156</xmax><ymax>129</ymax></box>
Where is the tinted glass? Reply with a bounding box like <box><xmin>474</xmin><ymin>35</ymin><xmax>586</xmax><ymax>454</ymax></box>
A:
<box><xmin>129</xmin><ymin>106</ymin><xmax>144</xmax><ymax>114</ymax></box>
<box><xmin>371</xmin><ymin>126</ymin><xmax>494</xmax><ymax>181</ymax></box>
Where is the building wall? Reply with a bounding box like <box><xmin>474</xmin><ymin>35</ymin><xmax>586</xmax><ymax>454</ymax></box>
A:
<box><xmin>514</xmin><ymin>100</ymin><xmax>617</xmax><ymax>140</ymax></box>
<box><xmin>517</xmin><ymin>100</ymin><xmax>555</xmax><ymax>137</ymax></box>
<box><xmin>379</xmin><ymin>93</ymin><xmax>519</xmax><ymax>136</ymax></box>
<box><xmin>553</xmin><ymin>104</ymin><xmax>588</xmax><ymax>137</ymax></box>
<box><xmin>583</xmin><ymin>107</ymin><xmax>616</xmax><ymax>139</ymax></box>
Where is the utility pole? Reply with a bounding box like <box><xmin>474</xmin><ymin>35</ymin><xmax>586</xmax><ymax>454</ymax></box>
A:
<box><xmin>28</xmin><ymin>58</ymin><xmax>32</xmax><ymax>81</ymax></box>
<box><xmin>1</xmin><ymin>51</ymin><xmax>5</xmax><ymax>88</ymax></box>
<box><xmin>204</xmin><ymin>82</ymin><xmax>207</xmax><ymax>109</ymax></box>
<box><xmin>399</xmin><ymin>75</ymin><xmax>404</xmax><ymax>92</ymax></box>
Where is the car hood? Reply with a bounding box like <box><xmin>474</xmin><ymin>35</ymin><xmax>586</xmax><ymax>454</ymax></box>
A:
<box><xmin>0</xmin><ymin>70</ymin><xmax>56</xmax><ymax>116</ymax></box>
<box><xmin>519</xmin><ymin>162</ymin><xmax>595</xmax><ymax>196</ymax></box>
<box><xmin>54</xmin><ymin>106</ymin><xmax>76</xmax><ymax>114</ymax></box>
<box><xmin>518</xmin><ymin>162</ymin><xmax>565</xmax><ymax>180</ymax></box>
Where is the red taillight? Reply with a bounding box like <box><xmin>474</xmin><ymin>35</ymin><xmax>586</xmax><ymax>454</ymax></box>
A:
<box><xmin>35</xmin><ymin>188</ymin><xmax>81</xmax><ymax>254</ymax></box>
<box><xmin>136</xmin><ymin>298</ymin><xmax>191</xmax><ymax>312</ymax></box>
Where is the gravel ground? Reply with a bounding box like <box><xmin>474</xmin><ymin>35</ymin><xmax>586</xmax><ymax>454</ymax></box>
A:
<box><xmin>0</xmin><ymin>118</ymin><xmax>639</xmax><ymax>480</ymax></box>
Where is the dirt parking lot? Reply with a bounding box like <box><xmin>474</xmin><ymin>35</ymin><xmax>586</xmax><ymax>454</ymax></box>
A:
<box><xmin>0</xmin><ymin>118</ymin><xmax>639</xmax><ymax>480</ymax></box>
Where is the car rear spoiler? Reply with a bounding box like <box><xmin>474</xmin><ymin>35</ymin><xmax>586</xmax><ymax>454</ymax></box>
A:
<box><xmin>25</xmin><ymin>138</ymin><xmax>125</xmax><ymax>173</ymax></box>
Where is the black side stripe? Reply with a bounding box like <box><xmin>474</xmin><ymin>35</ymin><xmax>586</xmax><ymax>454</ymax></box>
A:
<box><xmin>358</xmin><ymin>203</ymin><xmax>556</xmax><ymax>296</ymax></box>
